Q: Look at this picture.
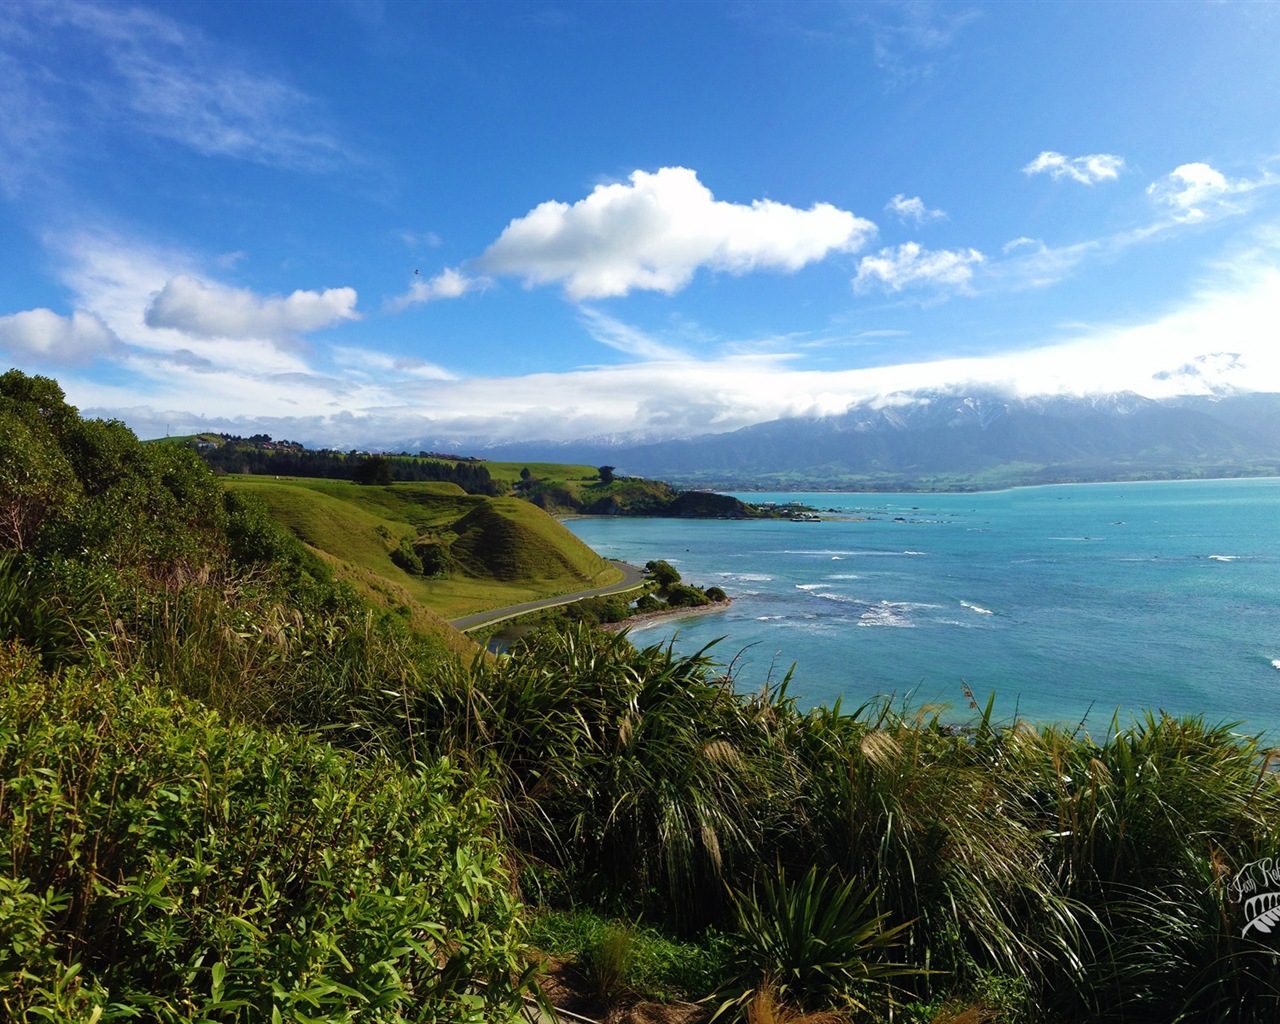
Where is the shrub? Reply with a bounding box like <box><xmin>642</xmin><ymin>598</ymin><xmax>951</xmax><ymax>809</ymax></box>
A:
<box><xmin>665</xmin><ymin>583</ymin><xmax>710</xmax><ymax>608</ymax></box>
<box><xmin>391</xmin><ymin>535</ymin><xmax>424</xmax><ymax>574</ymax></box>
<box><xmin>0</xmin><ymin>645</ymin><xmax>534</xmax><ymax>1022</ymax></box>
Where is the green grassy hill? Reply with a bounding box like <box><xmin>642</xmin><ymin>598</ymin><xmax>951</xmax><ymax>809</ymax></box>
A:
<box><xmin>225</xmin><ymin>476</ymin><xmax>622</xmax><ymax>619</ymax></box>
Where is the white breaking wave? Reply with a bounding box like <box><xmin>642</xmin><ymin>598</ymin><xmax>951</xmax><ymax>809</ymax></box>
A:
<box><xmin>1208</xmin><ymin>554</ymin><xmax>1240</xmax><ymax>562</ymax></box>
<box><xmin>795</xmin><ymin>582</ymin><xmax>826</xmax><ymax>591</ymax></box>
<box><xmin>1271</xmin><ymin>659</ymin><xmax>1280</xmax><ymax>671</ymax></box>
<box><xmin>961</xmin><ymin>600</ymin><xmax>994</xmax><ymax>615</ymax></box>
<box><xmin>858</xmin><ymin>602</ymin><xmax>916</xmax><ymax>628</ymax></box>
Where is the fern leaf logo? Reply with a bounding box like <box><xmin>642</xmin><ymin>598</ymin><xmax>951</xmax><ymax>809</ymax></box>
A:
<box><xmin>1243</xmin><ymin>891</ymin><xmax>1280</xmax><ymax>937</ymax></box>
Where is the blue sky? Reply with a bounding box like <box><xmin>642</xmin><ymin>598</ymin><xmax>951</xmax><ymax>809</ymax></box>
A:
<box><xmin>3</xmin><ymin>0</ymin><xmax>1280</xmax><ymax>448</ymax></box>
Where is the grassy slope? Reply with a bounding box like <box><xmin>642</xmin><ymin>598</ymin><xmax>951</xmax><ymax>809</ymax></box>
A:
<box><xmin>482</xmin><ymin>461</ymin><xmax>601</xmax><ymax>493</ymax></box>
<box><xmin>480</xmin><ymin>460</ymin><xmax>680</xmax><ymax>515</ymax></box>
<box><xmin>224</xmin><ymin>476</ymin><xmax>622</xmax><ymax>619</ymax></box>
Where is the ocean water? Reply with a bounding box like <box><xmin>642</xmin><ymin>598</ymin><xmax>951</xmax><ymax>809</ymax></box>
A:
<box><xmin>564</xmin><ymin>478</ymin><xmax>1280</xmax><ymax>738</ymax></box>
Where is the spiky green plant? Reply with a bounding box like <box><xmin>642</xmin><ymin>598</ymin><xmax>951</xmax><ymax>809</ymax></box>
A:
<box><xmin>721</xmin><ymin>863</ymin><xmax>920</xmax><ymax>1015</ymax></box>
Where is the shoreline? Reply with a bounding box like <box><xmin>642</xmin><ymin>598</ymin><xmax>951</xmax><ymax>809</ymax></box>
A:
<box><xmin>600</xmin><ymin>597</ymin><xmax>733</xmax><ymax>634</ymax></box>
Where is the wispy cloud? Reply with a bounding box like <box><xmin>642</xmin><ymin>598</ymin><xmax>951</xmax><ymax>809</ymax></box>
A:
<box><xmin>330</xmin><ymin>346</ymin><xmax>455</xmax><ymax>382</ymax></box>
<box><xmin>1145</xmin><ymin>162</ymin><xmax>1278</xmax><ymax>222</ymax></box>
<box><xmin>576</xmin><ymin>307</ymin><xmax>689</xmax><ymax>361</ymax></box>
<box><xmin>886</xmin><ymin>194</ymin><xmax>946</xmax><ymax>226</ymax></box>
<box><xmin>864</xmin><ymin>2</ymin><xmax>981</xmax><ymax>88</ymax></box>
<box><xmin>478</xmin><ymin>167</ymin><xmax>876</xmax><ymax>300</ymax></box>
<box><xmin>0</xmin><ymin>0</ymin><xmax>350</xmax><ymax>184</ymax></box>
<box><xmin>1023</xmin><ymin>151</ymin><xmax>1125</xmax><ymax>185</ymax></box>
<box><xmin>388</xmin><ymin>267</ymin><xmax>485</xmax><ymax>311</ymax></box>
<box><xmin>854</xmin><ymin>242</ymin><xmax>984</xmax><ymax>293</ymax></box>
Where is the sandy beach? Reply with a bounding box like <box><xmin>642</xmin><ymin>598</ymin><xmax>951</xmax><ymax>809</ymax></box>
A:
<box><xmin>600</xmin><ymin>597</ymin><xmax>732</xmax><ymax>634</ymax></box>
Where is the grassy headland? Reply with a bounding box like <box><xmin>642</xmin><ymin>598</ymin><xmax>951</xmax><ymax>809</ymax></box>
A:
<box><xmin>222</xmin><ymin>475</ymin><xmax>621</xmax><ymax>620</ymax></box>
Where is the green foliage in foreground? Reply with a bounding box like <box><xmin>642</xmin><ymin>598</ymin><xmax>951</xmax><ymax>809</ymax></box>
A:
<box><xmin>6</xmin><ymin>369</ymin><xmax>1280</xmax><ymax>1022</ymax></box>
<box><xmin>0</xmin><ymin>645</ymin><xmax>533</xmax><ymax>1023</ymax></box>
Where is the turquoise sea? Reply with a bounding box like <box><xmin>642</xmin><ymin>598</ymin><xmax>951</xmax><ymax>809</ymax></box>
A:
<box><xmin>564</xmin><ymin>478</ymin><xmax>1280</xmax><ymax>738</ymax></box>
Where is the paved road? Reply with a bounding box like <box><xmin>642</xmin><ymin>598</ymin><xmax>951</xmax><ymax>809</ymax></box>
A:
<box><xmin>448</xmin><ymin>560</ymin><xmax>648</xmax><ymax>632</ymax></box>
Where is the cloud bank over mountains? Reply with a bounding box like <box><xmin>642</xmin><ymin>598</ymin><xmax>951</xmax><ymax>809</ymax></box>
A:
<box><xmin>12</xmin><ymin>154</ymin><xmax>1280</xmax><ymax>450</ymax></box>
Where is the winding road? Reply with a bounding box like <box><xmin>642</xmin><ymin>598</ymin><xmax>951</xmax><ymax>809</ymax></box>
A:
<box><xmin>447</xmin><ymin>560</ymin><xmax>648</xmax><ymax>632</ymax></box>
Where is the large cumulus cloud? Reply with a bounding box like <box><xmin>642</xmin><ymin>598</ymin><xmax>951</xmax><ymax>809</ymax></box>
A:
<box><xmin>478</xmin><ymin>167</ymin><xmax>875</xmax><ymax>300</ymax></box>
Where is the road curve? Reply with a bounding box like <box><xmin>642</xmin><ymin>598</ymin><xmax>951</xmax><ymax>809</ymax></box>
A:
<box><xmin>448</xmin><ymin>560</ymin><xmax>648</xmax><ymax>632</ymax></box>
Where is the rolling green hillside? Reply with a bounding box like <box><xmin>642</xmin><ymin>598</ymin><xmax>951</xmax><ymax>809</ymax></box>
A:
<box><xmin>225</xmin><ymin>476</ymin><xmax>622</xmax><ymax>619</ymax></box>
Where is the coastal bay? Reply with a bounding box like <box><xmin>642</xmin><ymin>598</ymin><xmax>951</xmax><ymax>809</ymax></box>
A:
<box><xmin>567</xmin><ymin>477</ymin><xmax>1280</xmax><ymax>738</ymax></box>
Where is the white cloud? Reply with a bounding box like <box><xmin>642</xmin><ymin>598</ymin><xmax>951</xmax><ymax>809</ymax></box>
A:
<box><xmin>1002</xmin><ymin>236</ymin><xmax>1040</xmax><ymax>254</ymax></box>
<box><xmin>1023</xmin><ymin>151</ymin><xmax>1125</xmax><ymax>185</ymax></box>
<box><xmin>576</xmin><ymin>307</ymin><xmax>689</xmax><ymax>361</ymax></box>
<box><xmin>853</xmin><ymin>242</ymin><xmax>985</xmax><ymax>293</ymax></box>
<box><xmin>1144</xmin><ymin>162</ymin><xmax>1262</xmax><ymax>222</ymax></box>
<box><xmin>145</xmin><ymin>275</ymin><xmax>359</xmax><ymax>341</ymax></box>
<box><xmin>0</xmin><ymin>308</ymin><xmax>118</xmax><ymax>365</ymax></box>
<box><xmin>479</xmin><ymin>166</ymin><xmax>875</xmax><ymax>300</ymax></box>
<box><xmin>388</xmin><ymin>267</ymin><xmax>484</xmax><ymax>311</ymax></box>
<box><xmin>330</xmin><ymin>346</ymin><xmax>456</xmax><ymax>382</ymax></box>
<box><xmin>886</xmin><ymin>194</ymin><xmax>945</xmax><ymax>225</ymax></box>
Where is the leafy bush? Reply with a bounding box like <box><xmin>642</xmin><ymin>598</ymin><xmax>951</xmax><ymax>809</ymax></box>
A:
<box><xmin>391</xmin><ymin>535</ymin><xmax>424</xmax><ymax>574</ymax></box>
<box><xmin>665</xmin><ymin>583</ymin><xmax>710</xmax><ymax>608</ymax></box>
<box><xmin>645</xmin><ymin>559</ymin><xmax>681</xmax><ymax>587</ymax></box>
<box><xmin>414</xmin><ymin>536</ymin><xmax>455</xmax><ymax>576</ymax></box>
<box><xmin>0</xmin><ymin>644</ymin><xmax>534</xmax><ymax>1022</ymax></box>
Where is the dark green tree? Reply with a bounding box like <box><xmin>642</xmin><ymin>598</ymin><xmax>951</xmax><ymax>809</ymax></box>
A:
<box><xmin>645</xmin><ymin>559</ymin><xmax>680</xmax><ymax>587</ymax></box>
<box><xmin>597</xmin><ymin>465</ymin><xmax>616</xmax><ymax>485</ymax></box>
<box><xmin>353</xmin><ymin>456</ymin><xmax>393</xmax><ymax>485</ymax></box>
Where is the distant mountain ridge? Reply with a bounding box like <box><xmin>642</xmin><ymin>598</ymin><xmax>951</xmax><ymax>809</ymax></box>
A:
<box><xmin>475</xmin><ymin>389</ymin><xmax>1280</xmax><ymax>490</ymax></box>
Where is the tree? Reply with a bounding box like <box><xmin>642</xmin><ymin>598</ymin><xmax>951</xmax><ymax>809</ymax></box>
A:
<box><xmin>645</xmin><ymin>559</ymin><xmax>680</xmax><ymax>587</ymax></box>
<box><xmin>353</xmin><ymin>456</ymin><xmax>393</xmax><ymax>485</ymax></box>
<box><xmin>0</xmin><ymin>409</ymin><xmax>79</xmax><ymax>551</ymax></box>
<box><xmin>598</xmin><ymin>465</ymin><xmax>616</xmax><ymax>485</ymax></box>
